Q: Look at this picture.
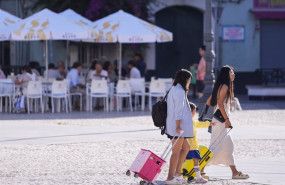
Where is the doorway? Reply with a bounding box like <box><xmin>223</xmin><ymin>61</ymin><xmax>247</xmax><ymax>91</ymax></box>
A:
<box><xmin>155</xmin><ymin>6</ymin><xmax>203</xmax><ymax>77</ymax></box>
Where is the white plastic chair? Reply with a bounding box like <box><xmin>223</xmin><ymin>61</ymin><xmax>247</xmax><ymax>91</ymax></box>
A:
<box><xmin>148</xmin><ymin>80</ymin><xmax>166</xmax><ymax>111</ymax></box>
<box><xmin>7</xmin><ymin>75</ymin><xmax>16</xmax><ymax>81</ymax></box>
<box><xmin>115</xmin><ymin>80</ymin><xmax>132</xmax><ymax>112</ymax></box>
<box><xmin>89</xmin><ymin>79</ymin><xmax>109</xmax><ymax>112</ymax></box>
<box><xmin>0</xmin><ymin>79</ymin><xmax>14</xmax><ymax>113</ymax></box>
<box><xmin>40</xmin><ymin>78</ymin><xmax>56</xmax><ymax>83</ymax></box>
<box><xmin>26</xmin><ymin>81</ymin><xmax>44</xmax><ymax>114</ymax></box>
<box><xmin>65</xmin><ymin>79</ymin><xmax>82</xmax><ymax>112</ymax></box>
<box><xmin>130</xmin><ymin>78</ymin><xmax>146</xmax><ymax>110</ymax></box>
<box><xmin>45</xmin><ymin>80</ymin><xmax>69</xmax><ymax>113</ymax></box>
<box><xmin>157</xmin><ymin>78</ymin><xmax>173</xmax><ymax>90</ymax></box>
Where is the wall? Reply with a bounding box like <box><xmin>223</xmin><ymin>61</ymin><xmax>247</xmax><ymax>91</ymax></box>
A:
<box><xmin>217</xmin><ymin>0</ymin><xmax>260</xmax><ymax>72</ymax></box>
<box><xmin>146</xmin><ymin>0</ymin><xmax>206</xmax><ymax>70</ymax></box>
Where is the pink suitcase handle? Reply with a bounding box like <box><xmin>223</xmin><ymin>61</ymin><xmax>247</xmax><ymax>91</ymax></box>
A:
<box><xmin>161</xmin><ymin>130</ymin><xmax>184</xmax><ymax>160</ymax></box>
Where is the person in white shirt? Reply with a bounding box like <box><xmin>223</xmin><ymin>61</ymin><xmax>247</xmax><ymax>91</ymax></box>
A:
<box><xmin>44</xmin><ymin>63</ymin><xmax>61</xmax><ymax>79</ymax></box>
<box><xmin>15</xmin><ymin>66</ymin><xmax>33</xmax><ymax>89</ymax></box>
<box><xmin>86</xmin><ymin>60</ymin><xmax>97</xmax><ymax>82</ymax></box>
<box><xmin>15</xmin><ymin>66</ymin><xmax>34</xmax><ymax>112</ymax></box>
<box><xmin>89</xmin><ymin>63</ymin><xmax>108</xmax><ymax>81</ymax></box>
<box><xmin>128</xmin><ymin>60</ymin><xmax>141</xmax><ymax>78</ymax></box>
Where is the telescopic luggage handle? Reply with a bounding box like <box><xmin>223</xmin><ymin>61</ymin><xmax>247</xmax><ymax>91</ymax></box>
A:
<box><xmin>209</xmin><ymin>126</ymin><xmax>233</xmax><ymax>151</ymax></box>
<box><xmin>161</xmin><ymin>130</ymin><xmax>184</xmax><ymax>160</ymax></box>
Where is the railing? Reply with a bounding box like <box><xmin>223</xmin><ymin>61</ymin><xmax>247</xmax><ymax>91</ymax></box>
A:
<box><xmin>260</xmin><ymin>68</ymin><xmax>285</xmax><ymax>86</ymax></box>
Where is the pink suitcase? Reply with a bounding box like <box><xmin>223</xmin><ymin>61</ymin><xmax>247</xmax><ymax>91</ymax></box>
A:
<box><xmin>126</xmin><ymin>132</ymin><xmax>183</xmax><ymax>185</ymax></box>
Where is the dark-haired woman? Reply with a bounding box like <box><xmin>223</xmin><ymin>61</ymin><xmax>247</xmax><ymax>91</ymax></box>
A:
<box><xmin>205</xmin><ymin>65</ymin><xmax>249</xmax><ymax>179</ymax></box>
<box><xmin>165</xmin><ymin>69</ymin><xmax>194</xmax><ymax>184</ymax></box>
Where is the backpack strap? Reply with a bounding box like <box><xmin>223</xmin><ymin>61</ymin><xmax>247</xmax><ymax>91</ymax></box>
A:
<box><xmin>162</xmin><ymin>87</ymin><xmax>172</xmax><ymax>101</ymax></box>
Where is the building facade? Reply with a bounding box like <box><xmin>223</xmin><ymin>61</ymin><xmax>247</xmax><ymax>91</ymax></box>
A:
<box><xmin>213</xmin><ymin>0</ymin><xmax>285</xmax><ymax>93</ymax></box>
<box><xmin>1</xmin><ymin>0</ymin><xmax>284</xmax><ymax>93</ymax></box>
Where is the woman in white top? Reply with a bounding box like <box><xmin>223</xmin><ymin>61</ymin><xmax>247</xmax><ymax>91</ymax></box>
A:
<box><xmin>205</xmin><ymin>65</ymin><xmax>249</xmax><ymax>179</ymax></box>
<box><xmin>165</xmin><ymin>69</ymin><xmax>194</xmax><ymax>184</ymax></box>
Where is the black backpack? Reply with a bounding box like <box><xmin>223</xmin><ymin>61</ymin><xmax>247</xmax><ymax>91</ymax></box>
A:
<box><xmin>151</xmin><ymin>89</ymin><xmax>171</xmax><ymax>135</ymax></box>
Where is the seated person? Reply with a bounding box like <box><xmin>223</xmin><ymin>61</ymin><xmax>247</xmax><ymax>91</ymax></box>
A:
<box><xmin>86</xmin><ymin>60</ymin><xmax>97</xmax><ymax>82</ymax></box>
<box><xmin>15</xmin><ymin>66</ymin><xmax>33</xmax><ymax>90</ymax></box>
<box><xmin>88</xmin><ymin>63</ymin><xmax>108</xmax><ymax>81</ymax></box>
<box><xmin>44</xmin><ymin>63</ymin><xmax>61</xmax><ymax>79</ymax></box>
<box><xmin>127</xmin><ymin>60</ymin><xmax>141</xmax><ymax>78</ymax></box>
<box><xmin>66</xmin><ymin>62</ymin><xmax>86</xmax><ymax>110</ymax></box>
<box><xmin>103</xmin><ymin>61</ymin><xmax>117</xmax><ymax>83</ymax></box>
<box><xmin>29</xmin><ymin>61</ymin><xmax>41</xmax><ymax>77</ymax></box>
<box><xmin>57</xmin><ymin>61</ymin><xmax>69</xmax><ymax>79</ymax></box>
<box><xmin>14</xmin><ymin>66</ymin><xmax>34</xmax><ymax>112</ymax></box>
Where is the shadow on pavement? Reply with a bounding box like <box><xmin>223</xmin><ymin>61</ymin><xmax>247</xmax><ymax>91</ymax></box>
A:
<box><xmin>0</xmin><ymin>128</ymin><xmax>157</xmax><ymax>143</ymax></box>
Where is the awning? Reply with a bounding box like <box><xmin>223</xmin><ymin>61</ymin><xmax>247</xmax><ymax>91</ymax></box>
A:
<box><xmin>251</xmin><ymin>8</ymin><xmax>285</xmax><ymax>19</ymax></box>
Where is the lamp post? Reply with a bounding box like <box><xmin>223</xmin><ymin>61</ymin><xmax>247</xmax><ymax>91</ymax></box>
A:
<box><xmin>199</xmin><ymin>0</ymin><xmax>216</xmax><ymax>114</ymax></box>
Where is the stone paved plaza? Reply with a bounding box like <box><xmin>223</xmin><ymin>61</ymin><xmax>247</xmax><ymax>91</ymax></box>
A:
<box><xmin>0</xmin><ymin>96</ymin><xmax>284</xmax><ymax>185</ymax></box>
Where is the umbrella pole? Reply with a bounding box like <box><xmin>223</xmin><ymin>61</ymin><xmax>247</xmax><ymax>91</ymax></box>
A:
<box><xmin>65</xmin><ymin>40</ymin><xmax>70</xmax><ymax>70</ymax></box>
<box><xmin>118</xmin><ymin>42</ymin><xmax>122</xmax><ymax>80</ymax></box>
<box><xmin>45</xmin><ymin>40</ymin><xmax>49</xmax><ymax>80</ymax></box>
<box><xmin>1</xmin><ymin>42</ymin><xmax>4</xmax><ymax>67</ymax></box>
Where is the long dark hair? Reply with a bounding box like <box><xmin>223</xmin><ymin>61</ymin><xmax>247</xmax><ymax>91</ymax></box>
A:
<box><xmin>210</xmin><ymin>65</ymin><xmax>234</xmax><ymax>106</ymax></box>
<box><xmin>21</xmin><ymin>65</ymin><xmax>32</xmax><ymax>74</ymax></box>
<box><xmin>173</xmin><ymin>69</ymin><xmax>192</xmax><ymax>92</ymax></box>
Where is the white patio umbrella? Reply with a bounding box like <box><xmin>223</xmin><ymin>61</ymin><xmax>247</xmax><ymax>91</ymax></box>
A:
<box><xmin>60</xmin><ymin>9</ymin><xmax>93</xmax><ymax>28</ymax></box>
<box><xmin>87</xmin><ymin>10</ymin><xmax>173</xmax><ymax>79</ymax></box>
<box><xmin>59</xmin><ymin>9</ymin><xmax>96</xmax><ymax>69</ymax></box>
<box><xmin>0</xmin><ymin>9</ymin><xmax>21</xmax><ymax>41</ymax></box>
<box><xmin>11</xmin><ymin>8</ymin><xmax>93</xmax><ymax>78</ymax></box>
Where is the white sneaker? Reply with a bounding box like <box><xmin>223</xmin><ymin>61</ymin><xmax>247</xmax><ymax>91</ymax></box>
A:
<box><xmin>165</xmin><ymin>177</ymin><xmax>183</xmax><ymax>184</ymax></box>
<box><xmin>174</xmin><ymin>175</ymin><xmax>186</xmax><ymax>183</ymax></box>
<box><xmin>195</xmin><ymin>177</ymin><xmax>208</xmax><ymax>183</ymax></box>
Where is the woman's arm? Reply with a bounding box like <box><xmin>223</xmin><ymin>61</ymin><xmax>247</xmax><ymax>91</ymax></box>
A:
<box><xmin>173</xmin><ymin>89</ymin><xmax>185</xmax><ymax>133</ymax></box>
<box><xmin>176</xmin><ymin>120</ymin><xmax>182</xmax><ymax>134</ymax></box>
<box><xmin>217</xmin><ymin>85</ymin><xmax>231</xmax><ymax>128</ymax></box>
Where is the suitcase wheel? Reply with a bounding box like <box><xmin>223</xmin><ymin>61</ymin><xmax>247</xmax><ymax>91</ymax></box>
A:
<box><xmin>134</xmin><ymin>172</ymin><xmax>139</xmax><ymax>178</ymax></box>
<box><xmin>188</xmin><ymin>176</ymin><xmax>194</xmax><ymax>182</ymax></box>
<box><xmin>126</xmin><ymin>170</ymin><xmax>131</xmax><ymax>176</ymax></box>
<box><xmin>140</xmin><ymin>181</ymin><xmax>153</xmax><ymax>185</ymax></box>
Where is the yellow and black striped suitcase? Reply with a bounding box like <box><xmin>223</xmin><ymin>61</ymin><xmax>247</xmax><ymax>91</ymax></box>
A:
<box><xmin>181</xmin><ymin>145</ymin><xmax>212</xmax><ymax>181</ymax></box>
<box><xmin>181</xmin><ymin>127</ymin><xmax>233</xmax><ymax>182</ymax></box>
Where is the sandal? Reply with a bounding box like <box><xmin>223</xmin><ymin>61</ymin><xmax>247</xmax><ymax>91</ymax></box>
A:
<box><xmin>232</xmin><ymin>171</ymin><xmax>249</xmax><ymax>179</ymax></box>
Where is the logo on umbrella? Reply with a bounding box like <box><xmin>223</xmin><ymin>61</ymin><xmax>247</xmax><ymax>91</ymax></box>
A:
<box><xmin>129</xmin><ymin>36</ymin><xmax>143</xmax><ymax>42</ymax></box>
<box><xmin>62</xmin><ymin>33</ymin><xmax>77</xmax><ymax>39</ymax></box>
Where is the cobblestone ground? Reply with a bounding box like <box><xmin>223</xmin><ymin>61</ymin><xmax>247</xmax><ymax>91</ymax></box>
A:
<box><xmin>0</xmin><ymin>97</ymin><xmax>284</xmax><ymax>185</ymax></box>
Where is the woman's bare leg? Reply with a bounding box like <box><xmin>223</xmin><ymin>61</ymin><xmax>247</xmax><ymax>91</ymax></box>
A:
<box><xmin>230</xmin><ymin>165</ymin><xmax>239</xmax><ymax>176</ymax></box>
<box><xmin>174</xmin><ymin>139</ymin><xmax>190</xmax><ymax>177</ymax></box>
<box><xmin>167</xmin><ymin>138</ymin><xmax>184</xmax><ymax>181</ymax></box>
